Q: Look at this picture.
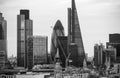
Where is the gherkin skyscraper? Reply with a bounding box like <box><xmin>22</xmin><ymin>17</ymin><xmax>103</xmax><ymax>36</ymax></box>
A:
<box><xmin>50</xmin><ymin>20</ymin><xmax>65</xmax><ymax>62</ymax></box>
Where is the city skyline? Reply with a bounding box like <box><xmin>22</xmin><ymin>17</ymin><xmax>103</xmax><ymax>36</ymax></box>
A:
<box><xmin>0</xmin><ymin>0</ymin><xmax>120</xmax><ymax>57</ymax></box>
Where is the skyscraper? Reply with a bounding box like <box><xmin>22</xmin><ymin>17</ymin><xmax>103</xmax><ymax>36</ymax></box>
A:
<box><xmin>50</xmin><ymin>20</ymin><xmax>65</xmax><ymax>62</ymax></box>
<box><xmin>27</xmin><ymin>36</ymin><xmax>48</xmax><ymax>69</ymax></box>
<box><xmin>17</xmin><ymin>9</ymin><xmax>33</xmax><ymax>68</ymax></box>
<box><xmin>68</xmin><ymin>0</ymin><xmax>85</xmax><ymax>67</ymax></box>
<box><xmin>0</xmin><ymin>12</ymin><xmax>7</xmax><ymax>69</ymax></box>
<box><xmin>106</xmin><ymin>34</ymin><xmax>120</xmax><ymax>63</ymax></box>
<box><xmin>94</xmin><ymin>44</ymin><xmax>105</xmax><ymax>67</ymax></box>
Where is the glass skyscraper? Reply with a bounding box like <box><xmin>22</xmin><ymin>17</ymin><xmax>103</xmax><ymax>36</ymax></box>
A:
<box><xmin>17</xmin><ymin>9</ymin><xmax>33</xmax><ymax>68</ymax></box>
<box><xmin>67</xmin><ymin>0</ymin><xmax>85</xmax><ymax>67</ymax></box>
<box><xmin>50</xmin><ymin>20</ymin><xmax>65</xmax><ymax>63</ymax></box>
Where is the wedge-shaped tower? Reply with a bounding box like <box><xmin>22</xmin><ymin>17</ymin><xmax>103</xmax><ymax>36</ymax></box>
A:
<box><xmin>68</xmin><ymin>0</ymin><xmax>85</xmax><ymax>67</ymax></box>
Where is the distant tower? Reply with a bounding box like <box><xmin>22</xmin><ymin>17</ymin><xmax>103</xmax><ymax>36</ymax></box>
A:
<box><xmin>0</xmin><ymin>12</ymin><xmax>7</xmax><ymax>69</ymax></box>
<box><xmin>94</xmin><ymin>43</ymin><xmax>105</xmax><ymax>67</ymax></box>
<box><xmin>17</xmin><ymin>9</ymin><xmax>33</xmax><ymax>68</ymax></box>
<box><xmin>68</xmin><ymin>0</ymin><xmax>85</xmax><ymax>67</ymax></box>
<box><xmin>50</xmin><ymin>20</ymin><xmax>65</xmax><ymax>62</ymax></box>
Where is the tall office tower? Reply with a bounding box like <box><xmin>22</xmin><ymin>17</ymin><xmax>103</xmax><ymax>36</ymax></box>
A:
<box><xmin>94</xmin><ymin>44</ymin><xmax>105</xmax><ymax>67</ymax></box>
<box><xmin>67</xmin><ymin>0</ymin><xmax>85</xmax><ymax>67</ymax></box>
<box><xmin>27</xmin><ymin>36</ymin><xmax>48</xmax><ymax>69</ymax></box>
<box><xmin>106</xmin><ymin>34</ymin><xmax>120</xmax><ymax>63</ymax></box>
<box><xmin>50</xmin><ymin>20</ymin><xmax>65</xmax><ymax>62</ymax></box>
<box><xmin>0</xmin><ymin>12</ymin><xmax>7</xmax><ymax>69</ymax></box>
<box><xmin>17</xmin><ymin>9</ymin><xmax>33</xmax><ymax>68</ymax></box>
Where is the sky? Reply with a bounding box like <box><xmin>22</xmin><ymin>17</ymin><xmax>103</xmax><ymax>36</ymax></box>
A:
<box><xmin>0</xmin><ymin>0</ymin><xmax>120</xmax><ymax>57</ymax></box>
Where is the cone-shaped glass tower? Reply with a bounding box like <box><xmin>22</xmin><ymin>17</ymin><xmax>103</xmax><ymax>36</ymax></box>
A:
<box><xmin>50</xmin><ymin>20</ymin><xmax>65</xmax><ymax>62</ymax></box>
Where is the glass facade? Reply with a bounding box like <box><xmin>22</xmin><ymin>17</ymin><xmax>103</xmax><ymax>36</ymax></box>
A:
<box><xmin>33</xmin><ymin>36</ymin><xmax>48</xmax><ymax>65</ymax></box>
<box><xmin>0</xmin><ymin>24</ymin><xmax>4</xmax><ymax>40</ymax></box>
<box><xmin>50</xmin><ymin>20</ymin><xmax>65</xmax><ymax>62</ymax></box>
<box><xmin>17</xmin><ymin>10</ymin><xmax>33</xmax><ymax>67</ymax></box>
<box><xmin>0</xmin><ymin>13</ymin><xmax>7</xmax><ymax>69</ymax></box>
<box><xmin>67</xmin><ymin>0</ymin><xmax>85</xmax><ymax>67</ymax></box>
<box><xmin>27</xmin><ymin>36</ymin><xmax>48</xmax><ymax>69</ymax></box>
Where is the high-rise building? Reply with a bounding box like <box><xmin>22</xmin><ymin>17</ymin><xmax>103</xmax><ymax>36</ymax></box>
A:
<box><xmin>27</xmin><ymin>36</ymin><xmax>48</xmax><ymax>69</ymax></box>
<box><xmin>94</xmin><ymin>44</ymin><xmax>105</xmax><ymax>67</ymax></box>
<box><xmin>67</xmin><ymin>0</ymin><xmax>85</xmax><ymax>67</ymax></box>
<box><xmin>0</xmin><ymin>12</ymin><xmax>7</xmax><ymax>69</ymax></box>
<box><xmin>50</xmin><ymin>20</ymin><xmax>65</xmax><ymax>62</ymax></box>
<box><xmin>94</xmin><ymin>43</ymin><xmax>116</xmax><ymax>68</ymax></box>
<box><xmin>106</xmin><ymin>34</ymin><xmax>120</xmax><ymax>63</ymax></box>
<box><xmin>17</xmin><ymin>9</ymin><xmax>33</xmax><ymax>68</ymax></box>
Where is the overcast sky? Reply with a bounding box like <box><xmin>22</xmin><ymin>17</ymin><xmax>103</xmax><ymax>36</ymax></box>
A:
<box><xmin>0</xmin><ymin>0</ymin><xmax>120</xmax><ymax>57</ymax></box>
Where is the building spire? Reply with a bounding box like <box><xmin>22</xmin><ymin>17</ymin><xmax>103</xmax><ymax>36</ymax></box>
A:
<box><xmin>72</xmin><ymin>0</ymin><xmax>76</xmax><ymax>10</ymax></box>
